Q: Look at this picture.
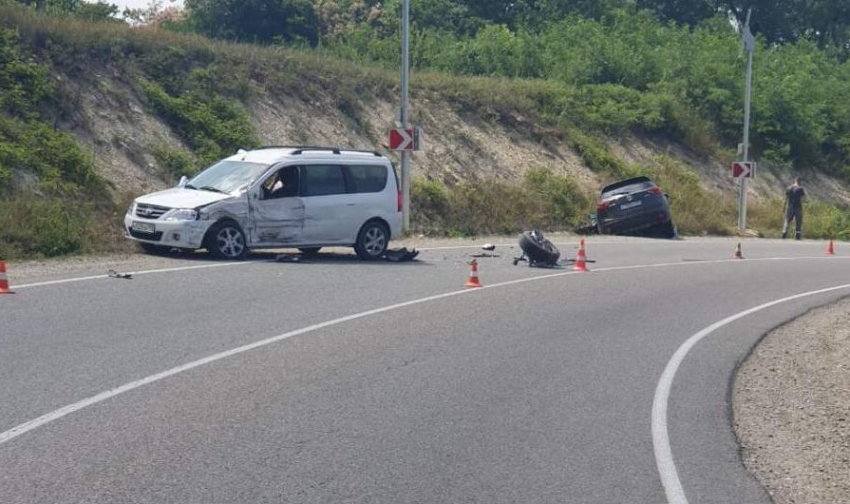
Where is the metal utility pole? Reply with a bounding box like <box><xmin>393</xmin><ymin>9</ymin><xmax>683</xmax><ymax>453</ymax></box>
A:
<box><xmin>400</xmin><ymin>0</ymin><xmax>411</xmax><ymax>232</ymax></box>
<box><xmin>738</xmin><ymin>9</ymin><xmax>755</xmax><ymax>232</ymax></box>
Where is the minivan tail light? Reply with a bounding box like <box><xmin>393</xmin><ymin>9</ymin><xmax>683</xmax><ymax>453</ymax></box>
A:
<box><xmin>397</xmin><ymin>190</ymin><xmax>403</xmax><ymax>212</ymax></box>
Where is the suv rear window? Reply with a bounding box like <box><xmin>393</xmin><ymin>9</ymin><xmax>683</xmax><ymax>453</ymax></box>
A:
<box><xmin>602</xmin><ymin>178</ymin><xmax>655</xmax><ymax>197</ymax></box>
<box><xmin>346</xmin><ymin>165</ymin><xmax>388</xmax><ymax>193</ymax></box>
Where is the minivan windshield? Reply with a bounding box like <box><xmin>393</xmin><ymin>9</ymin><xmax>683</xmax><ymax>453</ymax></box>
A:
<box><xmin>187</xmin><ymin>160</ymin><xmax>270</xmax><ymax>194</ymax></box>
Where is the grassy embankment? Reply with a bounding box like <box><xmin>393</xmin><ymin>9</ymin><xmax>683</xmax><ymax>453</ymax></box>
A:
<box><xmin>0</xmin><ymin>4</ymin><xmax>847</xmax><ymax>259</ymax></box>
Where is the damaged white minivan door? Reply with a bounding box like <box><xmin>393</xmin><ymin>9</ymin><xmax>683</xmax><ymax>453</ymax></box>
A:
<box><xmin>249</xmin><ymin>165</ymin><xmax>306</xmax><ymax>245</ymax></box>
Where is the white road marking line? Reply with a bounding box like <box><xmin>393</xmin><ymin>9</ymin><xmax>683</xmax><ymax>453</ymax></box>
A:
<box><xmin>651</xmin><ymin>283</ymin><xmax>850</xmax><ymax>504</ymax></box>
<box><xmin>0</xmin><ymin>256</ymin><xmax>847</xmax><ymax>448</ymax></box>
<box><xmin>13</xmin><ymin>261</ymin><xmax>263</xmax><ymax>290</ymax></box>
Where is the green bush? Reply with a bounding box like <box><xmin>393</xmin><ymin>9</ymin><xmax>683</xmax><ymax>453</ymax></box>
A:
<box><xmin>142</xmin><ymin>77</ymin><xmax>258</xmax><ymax>166</ymax></box>
<box><xmin>0</xmin><ymin>193</ymin><xmax>91</xmax><ymax>259</ymax></box>
<box><xmin>152</xmin><ymin>146</ymin><xmax>197</xmax><ymax>183</ymax></box>
<box><xmin>411</xmin><ymin>169</ymin><xmax>591</xmax><ymax>236</ymax></box>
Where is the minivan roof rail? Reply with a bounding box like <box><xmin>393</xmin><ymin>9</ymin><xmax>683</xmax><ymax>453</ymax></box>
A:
<box><xmin>251</xmin><ymin>146</ymin><xmax>384</xmax><ymax>157</ymax></box>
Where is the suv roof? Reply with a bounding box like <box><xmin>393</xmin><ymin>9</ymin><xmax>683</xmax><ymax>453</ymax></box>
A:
<box><xmin>229</xmin><ymin>146</ymin><xmax>388</xmax><ymax>165</ymax></box>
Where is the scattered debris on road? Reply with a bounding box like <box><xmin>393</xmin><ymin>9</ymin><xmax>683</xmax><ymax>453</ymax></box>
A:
<box><xmin>274</xmin><ymin>248</ymin><xmax>420</xmax><ymax>263</ymax></box>
<box><xmin>275</xmin><ymin>255</ymin><xmax>303</xmax><ymax>263</ymax></box>
<box><xmin>107</xmin><ymin>269</ymin><xmax>133</xmax><ymax>279</ymax></box>
<box><xmin>384</xmin><ymin>248</ymin><xmax>420</xmax><ymax>262</ymax></box>
<box><xmin>471</xmin><ymin>244</ymin><xmax>499</xmax><ymax>259</ymax></box>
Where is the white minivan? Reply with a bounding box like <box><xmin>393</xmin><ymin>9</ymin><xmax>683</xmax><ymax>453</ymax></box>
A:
<box><xmin>124</xmin><ymin>147</ymin><xmax>403</xmax><ymax>260</ymax></box>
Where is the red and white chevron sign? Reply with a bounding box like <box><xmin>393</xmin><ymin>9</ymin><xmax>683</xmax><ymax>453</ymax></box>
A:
<box><xmin>389</xmin><ymin>127</ymin><xmax>415</xmax><ymax>151</ymax></box>
<box><xmin>732</xmin><ymin>161</ymin><xmax>756</xmax><ymax>178</ymax></box>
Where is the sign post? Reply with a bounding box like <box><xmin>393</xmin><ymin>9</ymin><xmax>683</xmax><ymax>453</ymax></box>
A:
<box><xmin>400</xmin><ymin>0</ymin><xmax>411</xmax><ymax>232</ymax></box>
<box><xmin>738</xmin><ymin>9</ymin><xmax>755</xmax><ymax>231</ymax></box>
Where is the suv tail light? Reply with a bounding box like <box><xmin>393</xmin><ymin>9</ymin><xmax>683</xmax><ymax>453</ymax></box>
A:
<box><xmin>649</xmin><ymin>186</ymin><xmax>662</xmax><ymax>195</ymax></box>
<box><xmin>598</xmin><ymin>200</ymin><xmax>611</xmax><ymax>212</ymax></box>
<box><xmin>397</xmin><ymin>190</ymin><xmax>403</xmax><ymax>212</ymax></box>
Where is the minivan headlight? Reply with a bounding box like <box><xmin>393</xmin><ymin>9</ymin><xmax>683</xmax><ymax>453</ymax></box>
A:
<box><xmin>162</xmin><ymin>208</ymin><xmax>199</xmax><ymax>221</ymax></box>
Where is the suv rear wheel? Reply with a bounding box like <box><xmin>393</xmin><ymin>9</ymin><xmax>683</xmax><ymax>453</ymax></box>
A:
<box><xmin>354</xmin><ymin>221</ymin><xmax>389</xmax><ymax>260</ymax></box>
<box><xmin>206</xmin><ymin>221</ymin><xmax>248</xmax><ymax>260</ymax></box>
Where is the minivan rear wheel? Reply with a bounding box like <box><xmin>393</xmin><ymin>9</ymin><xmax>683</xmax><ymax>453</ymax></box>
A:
<box><xmin>206</xmin><ymin>221</ymin><xmax>248</xmax><ymax>260</ymax></box>
<box><xmin>354</xmin><ymin>221</ymin><xmax>389</xmax><ymax>260</ymax></box>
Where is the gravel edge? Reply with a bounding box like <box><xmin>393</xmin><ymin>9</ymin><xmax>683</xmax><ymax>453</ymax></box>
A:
<box><xmin>733</xmin><ymin>298</ymin><xmax>850</xmax><ymax>504</ymax></box>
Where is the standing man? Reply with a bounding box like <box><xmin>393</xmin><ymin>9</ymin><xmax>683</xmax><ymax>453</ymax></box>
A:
<box><xmin>782</xmin><ymin>176</ymin><xmax>806</xmax><ymax>240</ymax></box>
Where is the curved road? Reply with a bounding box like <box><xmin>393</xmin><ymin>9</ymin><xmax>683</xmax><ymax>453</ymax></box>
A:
<box><xmin>1</xmin><ymin>238</ymin><xmax>846</xmax><ymax>504</ymax></box>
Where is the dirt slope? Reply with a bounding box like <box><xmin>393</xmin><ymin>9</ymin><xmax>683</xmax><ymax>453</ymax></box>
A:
<box><xmin>44</xmin><ymin>57</ymin><xmax>850</xmax><ymax>208</ymax></box>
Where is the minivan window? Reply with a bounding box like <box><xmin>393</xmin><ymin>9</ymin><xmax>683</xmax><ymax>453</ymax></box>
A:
<box><xmin>262</xmin><ymin>166</ymin><xmax>300</xmax><ymax>200</ymax></box>
<box><xmin>302</xmin><ymin>165</ymin><xmax>346</xmax><ymax>197</ymax></box>
<box><xmin>346</xmin><ymin>165</ymin><xmax>388</xmax><ymax>193</ymax></box>
<box><xmin>189</xmin><ymin>160</ymin><xmax>270</xmax><ymax>194</ymax></box>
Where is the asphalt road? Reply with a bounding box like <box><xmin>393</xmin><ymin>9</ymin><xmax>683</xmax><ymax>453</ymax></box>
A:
<box><xmin>1</xmin><ymin>238</ymin><xmax>848</xmax><ymax>504</ymax></box>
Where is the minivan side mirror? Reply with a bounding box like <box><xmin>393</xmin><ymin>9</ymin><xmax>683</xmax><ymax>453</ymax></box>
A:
<box><xmin>178</xmin><ymin>176</ymin><xmax>189</xmax><ymax>188</ymax></box>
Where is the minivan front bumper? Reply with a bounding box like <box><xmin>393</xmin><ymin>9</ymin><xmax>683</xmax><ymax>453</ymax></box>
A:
<box><xmin>124</xmin><ymin>214</ymin><xmax>213</xmax><ymax>249</ymax></box>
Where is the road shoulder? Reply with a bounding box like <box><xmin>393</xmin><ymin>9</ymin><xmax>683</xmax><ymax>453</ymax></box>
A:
<box><xmin>733</xmin><ymin>297</ymin><xmax>850</xmax><ymax>504</ymax></box>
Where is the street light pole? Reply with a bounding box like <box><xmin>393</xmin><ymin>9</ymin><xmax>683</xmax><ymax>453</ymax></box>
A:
<box><xmin>738</xmin><ymin>9</ymin><xmax>755</xmax><ymax>232</ymax></box>
<box><xmin>400</xmin><ymin>0</ymin><xmax>411</xmax><ymax>232</ymax></box>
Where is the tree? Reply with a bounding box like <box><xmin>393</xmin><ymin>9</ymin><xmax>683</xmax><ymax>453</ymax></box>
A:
<box><xmin>637</xmin><ymin>0</ymin><xmax>850</xmax><ymax>53</ymax></box>
<box><xmin>635</xmin><ymin>0</ymin><xmax>719</xmax><ymax>26</ymax></box>
<box><xmin>184</xmin><ymin>0</ymin><xmax>320</xmax><ymax>45</ymax></box>
<box><xmin>74</xmin><ymin>1</ymin><xmax>118</xmax><ymax>21</ymax></box>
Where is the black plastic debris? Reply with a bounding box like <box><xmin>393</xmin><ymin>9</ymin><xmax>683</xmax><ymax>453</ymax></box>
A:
<box><xmin>107</xmin><ymin>269</ymin><xmax>132</xmax><ymax>279</ymax></box>
<box><xmin>275</xmin><ymin>255</ymin><xmax>303</xmax><ymax>263</ymax></box>
<box><xmin>384</xmin><ymin>248</ymin><xmax>419</xmax><ymax>262</ymax></box>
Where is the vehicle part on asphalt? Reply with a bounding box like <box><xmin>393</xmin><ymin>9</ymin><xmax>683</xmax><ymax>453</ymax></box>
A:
<box><xmin>575</xmin><ymin>215</ymin><xmax>600</xmax><ymax>236</ymax></box>
<box><xmin>513</xmin><ymin>230</ymin><xmax>561</xmax><ymax>268</ymax></box>
<box><xmin>471</xmin><ymin>253</ymin><xmax>500</xmax><ymax>258</ymax></box>
<box><xmin>383</xmin><ymin>247</ymin><xmax>419</xmax><ymax>262</ymax></box>
<box><xmin>275</xmin><ymin>255</ymin><xmax>303</xmax><ymax>263</ymax></box>
<box><xmin>595</xmin><ymin>176</ymin><xmax>676</xmax><ymax>239</ymax></box>
<box><xmin>107</xmin><ymin>269</ymin><xmax>133</xmax><ymax>280</ymax></box>
<box><xmin>482</xmin><ymin>243</ymin><xmax>496</xmax><ymax>251</ymax></box>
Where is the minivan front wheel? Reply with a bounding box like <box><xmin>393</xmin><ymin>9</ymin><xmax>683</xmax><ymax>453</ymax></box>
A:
<box><xmin>206</xmin><ymin>221</ymin><xmax>248</xmax><ymax>260</ymax></box>
<box><xmin>354</xmin><ymin>221</ymin><xmax>389</xmax><ymax>260</ymax></box>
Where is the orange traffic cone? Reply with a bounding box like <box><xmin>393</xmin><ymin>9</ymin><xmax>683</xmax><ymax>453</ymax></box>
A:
<box><xmin>733</xmin><ymin>242</ymin><xmax>744</xmax><ymax>259</ymax></box>
<box><xmin>465</xmin><ymin>259</ymin><xmax>482</xmax><ymax>288</ymax></box>
<box><xmin>0</xmin><ymin>261</ymin><xmax>14</xmax><ymax>294</ymax></box>
<box><xmin>826</xmin><ymin>239</ymin><xmax>836</xmax><ymax>256</ymax></box>
<box><xmin>573</xmin><ymin>238</ymin><xmax>589</xmax><ymax>272</ymax></box>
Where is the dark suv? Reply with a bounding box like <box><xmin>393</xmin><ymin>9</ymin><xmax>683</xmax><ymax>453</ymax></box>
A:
<box><xmin>596</xmin><ymin>176</ymin><xmax>675</xmax><ymax>238</ymax></box>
